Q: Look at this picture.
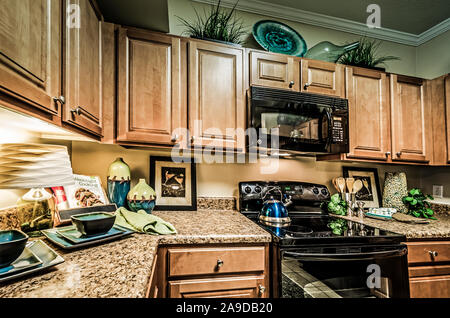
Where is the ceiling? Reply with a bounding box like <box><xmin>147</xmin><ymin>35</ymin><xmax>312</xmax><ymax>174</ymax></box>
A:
<box><xmin>255</xmin><ymin>0</ymin><xmax>450</xmax><ymax>35</ymax></box>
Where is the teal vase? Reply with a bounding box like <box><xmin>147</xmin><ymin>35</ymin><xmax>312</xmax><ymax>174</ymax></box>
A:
<box><xmin>127</xmin><ymin>179</ymin><xmax>156</xmax><ymax>214</ymax></box>
<box><xmin>107</xmin><ymin>158</ymin><xmax>131</xmax><ymax>208</ymax></box>
<box><xmin>305</xmin><ymin>41</ymin><xmax>359</xmax><ymax>63</ymax></box>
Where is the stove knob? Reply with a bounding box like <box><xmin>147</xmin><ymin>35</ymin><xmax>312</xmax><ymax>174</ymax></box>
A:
<box><xmin>312</xmin><ymin>188</ymin><xmax>319</xmax><ymax>195</ymax></box>
<box><xmin>254</xmin><ymin>186</ymin><xmax>262</xmax><ymax>193</ymax></box>
<box><xmin>244</xmin><ymin>186</ymin><xmax>252</xmax><ymax>194</ymax></box>
<box><xmin>321</xmin><ymin>188</ymin><xmax>328</xmax><ymax>196</ymax></box>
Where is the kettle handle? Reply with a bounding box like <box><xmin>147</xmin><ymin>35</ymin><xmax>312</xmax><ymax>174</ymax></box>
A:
<box><xmin>262</xmin><ymin>186</ymin><xmax>283</xmax><ymax>201</ymax></box>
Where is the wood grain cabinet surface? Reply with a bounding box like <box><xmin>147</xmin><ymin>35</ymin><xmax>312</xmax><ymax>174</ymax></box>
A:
<box><xmin>300</xmin><ymin>59</ymin><xmax>344</xmax><ymax>97</ymax></box>
<box><xmin>188</xmin><ymin>40</ymin><xmax>246</xmax><ymax>152</ymax></box>
<box><xmin>117</xmin><ymin>28</ymin><xmax>187</xmax><ymax>146</ymax></box>
<box><xmin>0</xmin><ymin>0</ymin><xmax>61</xmax><ymax>118</ymax></box>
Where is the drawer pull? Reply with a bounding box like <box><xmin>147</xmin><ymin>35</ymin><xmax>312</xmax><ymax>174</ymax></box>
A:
<box><xmin>71</xmin><ymin>107</ymin><xmax>81</xmax><ymax>116</ymax></box>
<box><xmin>429</xmin><ymin>250</ymin><xmax>438</xmax><ymax>258</ymax></box>
<box><xmin>258</xmin><ymin>284</ymin><xmax>266</xmax><ymax>295</ymax></box>
<box><xmin>289</xmin><ymin>81</ymin><xmax>295</xmax><ymax>88</ymax></box>
<box><xmin>217</xmin><ymin>259</ymin><xmax>224</xmax><ymax>268</ymax></box>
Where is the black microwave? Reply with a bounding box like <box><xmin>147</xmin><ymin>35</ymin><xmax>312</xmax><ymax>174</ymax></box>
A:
<box><xmin>248</xmin><ymin>86</ymin><xmax>349</xmax><ymax>155</ymax></box>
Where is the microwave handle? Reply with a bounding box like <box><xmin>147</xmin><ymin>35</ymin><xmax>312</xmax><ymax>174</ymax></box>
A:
<box><xmin>321</xmin><ymin>109</ymin><xmax>333</xmax><ymax>145</ymax></box>
<box><xmin>283</xmin><ymin>248</ymin><xmax>407</xmax><ymax>261</ymax></box>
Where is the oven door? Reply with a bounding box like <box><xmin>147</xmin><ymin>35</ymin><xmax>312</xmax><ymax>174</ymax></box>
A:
<box><xmin>280</xmin><ymin>244</ymin><xmax>409</xmax><ymax>298</ymax></box>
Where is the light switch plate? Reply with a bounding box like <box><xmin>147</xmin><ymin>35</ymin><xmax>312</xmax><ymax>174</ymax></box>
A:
<box><xmin>433</xmin><ymin>185</ymin><xmax>443</xmax><ymax>198</ymax></box>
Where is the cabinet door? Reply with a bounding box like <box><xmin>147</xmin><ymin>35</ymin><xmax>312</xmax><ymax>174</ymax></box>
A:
<box><xmin>410</xmin><ymin>275</ymin><xmax>450</xmax><ymax>298</ymax></box>
<box><xmin>390</xmin><ymin>75</ymin><xmax>431</xmax><ymax>163</ymax></box>
<box><xmin>249</xmin><ymin>51</ymin><xmax>299</xmax><ymax>90</ymax></box>
<box><xmin>346</xmin><ymin>67</ymin><xmax>390</xmax><ymax>160</ymax></box>
<box><xmin>63</xmin><ymin>0</ymin><xmax>103</xmax><ymax>136</ymax></box>
<box><xmin>189</xmin><ymin>41</ymin><xmax>245</xmax><ymax>151</ymax></box>
<box><xmin>446</xmin><ymin>76</ymin><xmax>450</xmax><ymax>163</ymax></box>
<box><xmin>117</xmin><ymin>29</ymin><xmax>187</xmax><ymax>146</ymax></box>
<box><xmin>300</xmin><ymin>59</ymin><xmax>344</xmax><ymax>97</ymax></box>
<box><xmin>169</xmin><ymin>276</ymin><xmax>266</xmax><ymax>298</ymax></box>
<box><xmin>0</xmin><ymin>0</ymin><xmax>61</xmax><ymax>116</ymax></box>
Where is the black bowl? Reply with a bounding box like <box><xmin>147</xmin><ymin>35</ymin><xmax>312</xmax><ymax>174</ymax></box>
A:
<box><xmin>71</xmin><ymin>212</ymin><xmax>116</xmax><ymax>236</ymax></box>
<box><xmin>0</xmin><ymin>230</ymin><xmax>29</xmax><ymax>268</ymax></box>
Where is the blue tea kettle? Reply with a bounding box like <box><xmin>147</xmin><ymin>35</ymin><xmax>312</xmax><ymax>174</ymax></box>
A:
<box><xmin>259</xmin><ymin>186</ymin><xmax>292</xmax><ymax>227</ymax></box>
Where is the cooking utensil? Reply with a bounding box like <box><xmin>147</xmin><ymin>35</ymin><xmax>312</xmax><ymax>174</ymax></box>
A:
<box><xmin>352</xmin><ymin>179</ymin><xmax>363</xmax><ymax>194</ymax></box>
<box><xmin>336</xmin><ymin>177</ymin><xmax>346</xmax><ymax>193</ymax></box>
<box><xmin>346</xmin><ymin>178</ymin><xmax>355</xmax><ymax>194</ymax></box>
<box><xmin>332</xmin><ymin>177</ymin><xmax>340</xmax><ymax>193</ymax></box>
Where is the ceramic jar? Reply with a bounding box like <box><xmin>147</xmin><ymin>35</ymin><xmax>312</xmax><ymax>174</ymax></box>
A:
<box><xmin>107</xmin><ymin>158</ymin><xmax>131</xmax><ymax>208</ymax></box>
<box><xmin>127</xmin><ymin>178</ymin><xmax>156</xmax><ymax>214</ymax></box>
<box><xmin>382</xmin><ymin>172</ymin><xmax>408</xmax><ymax>213</ymax></box>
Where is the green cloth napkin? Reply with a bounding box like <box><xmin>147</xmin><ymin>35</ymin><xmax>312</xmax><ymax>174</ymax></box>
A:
<box><xmin>114</xmin><ymin>207</ymin><xmax>177</xmax><ymax>235</ymax></box>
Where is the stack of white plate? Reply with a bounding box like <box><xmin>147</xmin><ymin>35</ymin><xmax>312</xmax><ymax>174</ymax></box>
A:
<box><xmin>0</xmin><ymin>143</ymin><xmax>74</xmax><ymax>189</ymax></box>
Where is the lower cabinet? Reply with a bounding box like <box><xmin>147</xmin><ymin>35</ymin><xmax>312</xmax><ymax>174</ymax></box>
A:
<box><xmin>149</xmin><ymin>244</ymin><xmax>269</xmax><ymax>298</ymax></box>
<box><xmin>407</xmin><ymin>241</ymin><xmax>450</xmax><ymax>298</ymax></box>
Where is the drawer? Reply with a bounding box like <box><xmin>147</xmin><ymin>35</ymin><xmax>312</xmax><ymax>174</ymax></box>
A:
<box><xmin>410</xmin><ymin>275</ymin><xmax>450</xmax><ymax>298</ymax></box>
<box><xmin>168</xmin><ymin>246</ymin><xmax>265</xmax><ymax>277</ymax></box>
<box><xmin>407</xmin><ymin>241</ymin><xmax>450</xmax><ymax>264</ymax></box>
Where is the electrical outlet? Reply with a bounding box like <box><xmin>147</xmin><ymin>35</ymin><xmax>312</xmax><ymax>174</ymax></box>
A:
<box><xmin>433</xmin><ymin>185</ymin><xmax>443</xmax><ymax>198</ymax></box>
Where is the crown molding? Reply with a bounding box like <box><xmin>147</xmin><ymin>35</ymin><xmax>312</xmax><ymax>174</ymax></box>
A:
<box><xmin>192</xmin><ymin>0</ymin><xmax>449</xmax><ymax>47</ymax></box>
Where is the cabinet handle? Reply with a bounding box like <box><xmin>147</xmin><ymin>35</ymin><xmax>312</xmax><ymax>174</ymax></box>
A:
<box><xmin>289</xmin><ymin>81</ymin><xmax>295</xmax><ymax>88</ymax></box>
<box><xmin>171</xmin><ymin>134</ymin><xmax>179</xmax><ymax>142</ymax></box>
<box><xmin>258</xmin><ymin>284</ymin><xmax>266</xmax><ymax>295</ymax></box>
<box><xmin>429</xmin><ymin>250</ymin><xmax>438</xmax><ymax>258</ymax></box>
<box><xmin>385</xmin><ymin>151</ymin><xmax>391</xmax><ymax>157</ymax></box>
<box><xmin>396</xmin><ymin>151</ymin><xmax>402</xmax><ymax>157</ymax></box>
<box><xmin>304</xmin><ymin>83</ymin><xmax>311</xmax><ymax>90</ymax></box>
<box><xmin>71</xmin><ymin>107</ymin><xmax>81</xmax><ymax>116</ymax></box>
<box><xmin>191</xmin><ymin>136</ymin><xmax>196</xmax><ymax>143</ymax></box>
<box><xmin>52</xmin><ymin>96</ymin><xmax>65</xmax><ymax>105</ymax></box>
<box><xmin>217</xmin><ymin>259</ymin><xmax>224</xmax><ymax>268</ymax></box>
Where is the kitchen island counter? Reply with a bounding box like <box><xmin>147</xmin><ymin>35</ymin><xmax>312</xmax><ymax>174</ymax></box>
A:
<box><xmin>0</xmin><ymin>210</ymin><xmax>271</xmax><ymax>298</ymax></box>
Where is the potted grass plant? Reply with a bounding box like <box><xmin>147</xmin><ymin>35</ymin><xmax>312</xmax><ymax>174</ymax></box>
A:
<box><xmin>338</xmin><ymin>37</ymin><xmax>400</xmax><ymax>71</ymax></box>
<box><xmin>177</xmin><ymin>0</ymin><xmax>246</xmax><ymax>46</ymax></box>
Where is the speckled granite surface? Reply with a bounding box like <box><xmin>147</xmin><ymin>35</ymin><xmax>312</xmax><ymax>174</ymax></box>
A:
<box><xmin>338</xmin><ymin>214</ymin><xmax>450</xmax><ymax>240</ymax></box>
<box><xmin>0</xmin><ymin>210</ymin><xmax>271</xmax><ymax>298</ymax></box>
<box><xmin>196</xmin><ymin>197</ymin><xmax>236</xmax><ymax>211</ymax></box>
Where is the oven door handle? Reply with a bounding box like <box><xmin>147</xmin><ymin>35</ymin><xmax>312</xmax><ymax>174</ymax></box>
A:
<box><xmin>283</xmin><ymin>248</ymin><xmax>407</xmax><ymax>261</ymax></box>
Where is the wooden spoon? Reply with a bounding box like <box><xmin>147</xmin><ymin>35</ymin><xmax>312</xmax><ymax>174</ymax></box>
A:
<box><xmin>346</xmin><ymin>178</ymin><xmax>355</xmax><ymax>194</ymax></box>
<box><xmin>336</xmin><ymin>177</ymin><xmax>346</xmax><ymax>193</ymax></box>
<box><xmin>352</xmin><ymin>179</ymin><xmax>363</xmax><ymax>194</ymax></box>
<box><xmin>331</xmin><ymin>177</ymin><xmax>340</xmax><ymax>192</ymax></box>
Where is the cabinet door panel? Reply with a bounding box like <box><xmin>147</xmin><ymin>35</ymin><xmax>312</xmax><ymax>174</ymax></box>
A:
<box><xmin>301</xmin><ymin>59</ymin><xmax>344</xmax><ymax>97</ymax></box>
<box><xmin>63</xmin><ymin>0</ymin><xmax>102</xmax><ymax>136</ymax></box>
<box><xmin>346</xmin><ymin>67</ymin><xmax>390</xmax><ymax>160</ymax></box>
<box><xmin>0</xmin><ymin>0</ymin><xmax>60</xmax><ymax>115</ymax></box>
<box><xmin>250</xmin><ymin>51</ymin><xmax>298</xmax><ymax>90</ymax></box>
<box><xmin>410</xmin><ymin>275</ymin><xmax>450</xmax><ymax>298</ymax></box>
<box><xmin>446</xmin><ymin>76</ymin><xmax>450</xmax><ymax>163</ymax></box>
<box><xmin>189</xmin><ymin>41</ymin><xmax>245</xmax><ymax>151</ymax></box>
<box><xmin>117</xmin><ymin>29</ymin><xmax>186</xmax><ymax>145</ymax></box>
<box><xmin>169</xmin><ymin>276</ymin><xmax>266</xmax><ymax>298</ymax></box>
<box><xmin>390</xmin><ymin>75</ymin><xmax>431</xmax><ymax>163</ymax></box>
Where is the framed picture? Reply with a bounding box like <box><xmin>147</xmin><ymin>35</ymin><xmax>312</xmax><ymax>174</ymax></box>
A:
<box><xmin>150</xmin><ymin>156</ymin><xmax>197</xmax><ymax>211</ymax></box>
<box><xmin>343</xmin><ymin>167</ymin><xmax>381</xmax><ymax>208</ymax></box>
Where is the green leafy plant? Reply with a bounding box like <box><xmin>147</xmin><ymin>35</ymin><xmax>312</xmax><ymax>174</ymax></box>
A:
<box><xmin>327</xmin><ymin>218</ymin><xmax>348</xmax><ymax>235</ymax></box>
<box><xmin>402</xmin><ymin>188</ymin><xmax>435</xmax><ymax>219</ymax></box>
<box><xmin>177</xmin><ymin>0</ymin><xmax>246</xmax><ymax>45</ymax></box>
<box><xmin>338</xmin><ymin>37</ymin><xmax>400</xmax><ymax>69</ymax></box>
<box><xmin>321</xmin><ymin>193</ymin><xmax>348</xmax><ymax>216</ymax></box>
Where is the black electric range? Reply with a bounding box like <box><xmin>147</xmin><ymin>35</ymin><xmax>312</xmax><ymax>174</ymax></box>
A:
<box><xmin>239</xmin><ymin>181</ymin><xmax>410</xmax><ymax>298</ymax></box>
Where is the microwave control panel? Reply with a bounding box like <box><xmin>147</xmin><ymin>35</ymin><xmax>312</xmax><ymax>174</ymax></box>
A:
<box><xmin>331</xmin><ymin>116</ymin><xmax>345</xmax><ymax>143</ymax></box>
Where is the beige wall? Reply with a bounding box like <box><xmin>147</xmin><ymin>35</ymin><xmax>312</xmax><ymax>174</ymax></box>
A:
<box><xmin>416</xmin><ymin>30</ymin><xmax>450</xmax><ymax>79</ymax></box>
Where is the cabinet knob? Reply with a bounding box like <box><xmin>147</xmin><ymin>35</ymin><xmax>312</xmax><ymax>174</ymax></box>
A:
<box><xmin>396</xmin><ymin>151</ymin><xmax>402</xmax><ymax>157</ymax></box>
<box><xmin>258</xmin><ymin>284</ymin><xmax>266</xmax><ymax>295</ymax></box>
<box><xmin>304</xmin><ymin>83</ymin><xmax>311</xmax><ymax>90</ymax></box>
<box><xmin>52</xmin><ymin>95</ymin><xmax>65</xmax><ymax>105</ymax></box>
<box><xmin>191</xmin><ymin>136</ymin><xmax>196</xmax><ymax>143</ymax></box>
<box><xmin>289</xmin><ymin>81</ymin><xmax>295</xmax><ymax>88</ymax></box>
<box><xmin>385</xmin><ymin>151</ymin><xmax>391</xmax><ymax>157</ymax></box>
<box><xmin>171</xmin><ymin>134</ymin><xmax>179</xmax><ymax>142</ymax></box>
<box><xmin>217</xmin><ymin>259</ymin><xmax>224</xmax><ymax>268</ymax></box>
<box><xmin>429</xmin><ymin>250</ymin><xmax>438</xmax><ymax>258</ymax></box>
<box><xmin>71</xmin><ymin>107</ymin><xmax>81</xmax><ymax>116</ymax></box>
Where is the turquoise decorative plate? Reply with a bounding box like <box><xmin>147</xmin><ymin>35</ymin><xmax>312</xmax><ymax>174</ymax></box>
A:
<box><xmin>252</xmin><ymin>20</ymin><xmax>307</xmax><ymax>57</ymax></box>
<box><xmin>0</xmin><ymin>247</ymin><xmax>43</xmax><ymax>277</ymax></box>
<box><xmin>56</xmin><ymin>225</ymin><xmax>125</xmax><ymax>244</ymax></box>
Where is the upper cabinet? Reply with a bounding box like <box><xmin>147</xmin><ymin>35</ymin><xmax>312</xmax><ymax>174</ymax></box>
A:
<box><xmin>447</xmin><ymin>76</ymin><xmax>450</xmax><ymax>164</ymax></box>
<box><xmin>188</xmin><ymin>40</ymin><xmax>245</xmax><ymax>151</ymax></box>
<box><xmin>116</xmin><ymin>28</ymin><xmax>187</xmax><ymax>146</ymax></box>
<box><xmin>63</xmin><ymin>0</ymin><xmax>103</xmax><ymax>136</ymax></box>
<box><xmin>346</xmin><ymin>67</ymin><xmax>390</xmax><ymax>161</ymax></box>
<box><xmin>0</xmin><ymin>0</ymin><xmax>61</xmax><ymax>117</ymax></box>
<box><xmin>300</xmin><ymin>59</ymin><xmax>344</xmax><ymax>97</ymax></box>
<box><xmin>390</xmin><ymin>75</ymin><xmax>432</xmax><ymax>163</ymax></box>
<box><xmin>249</xmin><ymin>50</ymin><xmax>299</xmax><ymax>90</ymax></box>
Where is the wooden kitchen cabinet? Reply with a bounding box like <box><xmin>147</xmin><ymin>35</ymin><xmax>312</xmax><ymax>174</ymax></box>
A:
<box><xmin>447</xmin><ymin>76</ymin><xmax>450</xmax><ymax>164</ymax></box>
<box><xmin>63</xmin><ymin>0</ymin><xmax>104</xmax><ymax>136</ymax></box>
<box><xmin>390</xmin><ymin>74</ymin><xmax>432</xmax><ymax>163</ymax></box>
<box><xmin>300</xmin><ymin>59</ymin><xmax>345</xmax><ymax>97</ymax></box>
<box><xmin>153</xmin><ymin>244</ymin><xmax>269</xmax><ymax>298</ymax></box>
<box><xmin>345</xmin><ymin>67</ymin><xmax>391</xmax><ymax>161</ymax></box>
<box><xmin>0</xmin><ymin>0</ymin><xmax>61</xmax><ymax>120</ymax></box>
<box><xmin>407</xmin><ymin>241</ymin><xmax>450</xmax><ymax>298</ymax></box>
<box><xmin>249</xmin><ymin>50</ymin><xmax>299</xmax><ymax>90</ymax></box>
<box><xmin>117</xmin><ymin>28</ymin><xmax>187</xmax><ymax>146</ymax></box>
<box><xmin>429</xmin><ymin>75</ymin><xmax>449</xmax><ymax>165</ymax></box>
<box><xmin>188</xmin><ymin>40</ymin><xmax>246</xmax><ymax>151</ymax></box>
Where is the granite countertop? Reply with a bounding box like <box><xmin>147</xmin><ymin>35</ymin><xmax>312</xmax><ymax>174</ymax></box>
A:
<box><xmin>0</xmin><ymin>210</ymin><xmax>271</xmax><ymax>298</ymax></box>
<box><xmin>338</xmin><ymin>214</ymin><xmax>450</xmax><ymax>240</ymax></box>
